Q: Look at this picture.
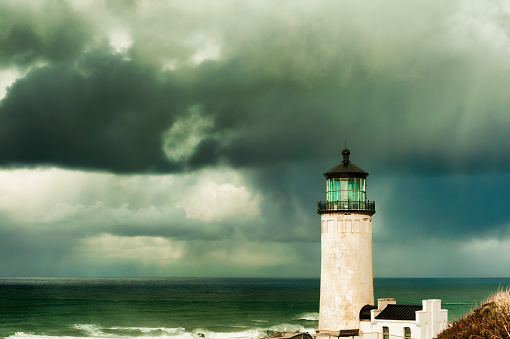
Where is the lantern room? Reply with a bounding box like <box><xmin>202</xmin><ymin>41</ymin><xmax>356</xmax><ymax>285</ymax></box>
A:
<box><xmin>318</xmin><ymin>148</ymin><xmax>375</xmax><ymax>214</ymax></box>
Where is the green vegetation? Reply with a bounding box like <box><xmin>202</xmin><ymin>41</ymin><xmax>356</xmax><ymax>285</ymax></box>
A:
<box><xmin>437</xmin><ymin>287</ymin><xmax>510</xmax><ymax>339</ymax></box>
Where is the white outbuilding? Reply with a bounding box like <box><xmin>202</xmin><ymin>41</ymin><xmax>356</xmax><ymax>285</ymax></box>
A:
<box><xmin>358</xmin><ymin>298</ymin><xmax>448</xmax><ymax>339</ymax></box>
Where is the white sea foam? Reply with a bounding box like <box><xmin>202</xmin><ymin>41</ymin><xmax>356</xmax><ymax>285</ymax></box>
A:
<box><xmin>73</xmin><ymin>324</ymin><xmax>110</xmax><ymax>337</ymax></box>
<box><xmin>7</xmin><ymin>333</ymin><xmax>109</xmax><ymax>339</ymax></box>
<box><xmin>109</xmin><ymin>327</ymin><xmax>186</xmax><ymax>334</ymax></box>
<box><xmin>7</xmin><ymin>332</ymin><xmax>182</xmax><ymax>339</ymax></box>
<box><xmin>296</xmin><ymin>312</ymin><xmax>319</xmax><ymax>321</ymax></box>
<box><xmin>189</xmin><ymin>328</ymin><xmax>266</xmax><ymax>339</ymax></box>
<box><xmin>7</xmin><ymin>323</ymin><xmax>316</xmax><ymax>339</ymax></box>
<box><xmin>267</xmin><ymin>324</ymin><xmax>314</xmax><ymax>334</ymax></box>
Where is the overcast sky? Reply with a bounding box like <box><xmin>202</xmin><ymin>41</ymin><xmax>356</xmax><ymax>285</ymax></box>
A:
<box><xmin>1</xmin><ymin>0</ymin><xmax>510</xmax><ymax>278</ymax></box>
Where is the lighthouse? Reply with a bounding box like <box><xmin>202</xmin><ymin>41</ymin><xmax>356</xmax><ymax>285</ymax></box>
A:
<box><xmin>317</xmin><ymin>148</ymin><xmax>376</xmax><ymax>336</ymax></box>
<box><xmin>262</xmin><ymin>148</ymin><xmax>448</xmax><ymax>339</ymax></box>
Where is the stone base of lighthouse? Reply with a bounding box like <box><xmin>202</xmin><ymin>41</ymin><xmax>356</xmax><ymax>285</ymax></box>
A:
<box><xmin>317</xmin><ymin>212</ymin><xmax>374</xmax><ymax>334</ymax></box>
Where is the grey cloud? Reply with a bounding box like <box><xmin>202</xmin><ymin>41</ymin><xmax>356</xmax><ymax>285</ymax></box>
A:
<box><xmin>0</xmin><ymin>214</ymin><xmax>80</xmax><ymax>276</ymax></box>
<box><xmin>372</xmin><ymin>173</ymin><xmax>510</xmax><ymax>242</ymax></box>
<box><xmin>0</xmin><ymin>0</ymin><xmax>510</xmax><ymax>277</ymax></box>
<box><xmin>1</xmin><ymin>0</ymin><xmax>510</xmax><ymax>176</ymax></box>
<box><xmin>0</xmin><ymin>2</ymin><xmax>92</xmax><ymax>68</ymax></box>
<box><xmin>0</xmin><ymin>53</ymin><xmax>188</xmax><ymax>173</ymax></box>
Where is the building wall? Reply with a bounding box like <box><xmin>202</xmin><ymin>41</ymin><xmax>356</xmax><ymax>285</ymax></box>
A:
<box><xmin>415</xmin><ymin>300</ymin><xmax>449</xmax><ymax>339</ymax></box>
<box><xmin>318</xmin><ymin>213</ymin><xmax>374</xmax><ymax>332</ymax></box>
<box><xmin>357</xmin><ymin>299</ymin><xmax>449</xmax><ymax>339</ymax></box>
<box><xmin>360</xmin><ymin>319</ymin><xmax>419</xmax><ymax>339</ymax></box>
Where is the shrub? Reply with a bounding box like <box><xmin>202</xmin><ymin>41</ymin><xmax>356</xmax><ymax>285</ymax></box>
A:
<box><xmin>436</xmin><ymin>286</ymin><xmax>510</xmax><ymax>339</ymax></box>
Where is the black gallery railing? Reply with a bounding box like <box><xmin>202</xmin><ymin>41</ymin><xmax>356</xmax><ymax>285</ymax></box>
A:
<box><xmin>317</xmin><ymin>200</ymin><xmax>375</xmax><ymax>213</ymax></box>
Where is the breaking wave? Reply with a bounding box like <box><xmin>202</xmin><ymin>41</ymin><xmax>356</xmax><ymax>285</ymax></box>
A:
<box><xmin>7</xmin><ymin>323</ymin><xmax>316</xmax><ymax>339</ymax></box>
<box><xmin>296</xmin><ymin>312</ymin><xmax>319</xmax><ymax>321</ymax></box>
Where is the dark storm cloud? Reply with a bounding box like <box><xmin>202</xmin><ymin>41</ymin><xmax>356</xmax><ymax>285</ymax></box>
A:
<box><xmin>0</xmin><ymin>53</ymin><xmax>188</xmax><ymax>172</ymax></box>
<box><xmin>1</xmin><ymin>0</ymin><xmax>510</xmax><ymax>177</ymax></box>
<box><xmin>372</xmin><ymin>173</ymin><xmax>510</xmax><ymax>242</ymax></box>
<box><xmin>0</xmin><ymin>2</ymin><xmax>91</xmax><ymax>67</ymax></box>
<box><xmin>1</xmin><ymin>0</ymin><xmax>510</xmax><ymax>277</ymax></box>
<box><xmin>191</xmin><ymin>56</ymin><xmax>510</xmax><ymax>176</ymax></box>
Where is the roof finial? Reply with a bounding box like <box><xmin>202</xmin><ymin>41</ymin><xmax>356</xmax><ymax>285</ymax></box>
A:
<box><xmin>342</xmin><ymin>146</ymin><xmax>350</xmax><ymax>164</ymax></box>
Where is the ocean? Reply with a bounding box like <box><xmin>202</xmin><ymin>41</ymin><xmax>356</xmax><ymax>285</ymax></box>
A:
<box><xmin>1</xmin><ymin>277</ymin><xmax>509</xmax><ymax>339</ymax></box>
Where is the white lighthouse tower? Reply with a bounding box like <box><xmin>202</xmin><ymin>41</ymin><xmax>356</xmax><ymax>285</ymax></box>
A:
<box><xmin>316</xmin><ymin>148</ymin><xmax>376</xmax><ymax>337</ymax></box>
<box><xmin>262</xmin><ymin>148</ymin><xmax>449</xmax><ymax>339</ymax></box>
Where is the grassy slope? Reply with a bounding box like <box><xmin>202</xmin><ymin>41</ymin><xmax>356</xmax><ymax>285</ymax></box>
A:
<box><xmin>436</xmin><ymin>287</ymin><xmax>510</xmax><ymax>339</ymax></box>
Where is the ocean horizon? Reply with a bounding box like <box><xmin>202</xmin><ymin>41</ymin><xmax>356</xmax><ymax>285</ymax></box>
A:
<box><xmin>1</xmin><ymin>277</ymin><xmax>509</xmax><ymax>339</ymax></box>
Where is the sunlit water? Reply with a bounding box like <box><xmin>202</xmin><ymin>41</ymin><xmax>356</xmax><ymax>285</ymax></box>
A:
<box><xmin>1</xmin><ymin>277</ymin><xmax>509</xmax><ymax>339</ymax></box>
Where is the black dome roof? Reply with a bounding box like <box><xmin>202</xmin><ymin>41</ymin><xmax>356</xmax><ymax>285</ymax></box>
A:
<box><xmin>323</xmin><ymin>148</ymin><xmax>369</xmax><ymax>179</ymax></box>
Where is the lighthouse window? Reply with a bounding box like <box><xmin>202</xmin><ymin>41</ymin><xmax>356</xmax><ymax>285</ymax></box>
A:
<box><xmin>382</xmin><ymin>326</ymin><xmax>389</xmax><ymax>339</ymax></box>
<box><xmin>326</xmin><ymin>178</ymin><xmax>366</xmax><ymax>207</ymax></box>
<box><xmin>404</xmin><ymin>327</ymin><xmax>411</xmax><ymax>338</ymax></box>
